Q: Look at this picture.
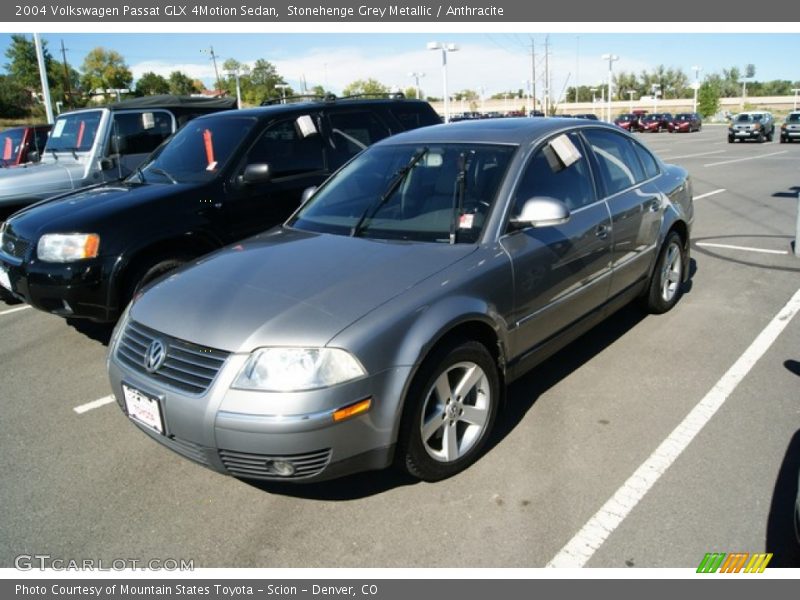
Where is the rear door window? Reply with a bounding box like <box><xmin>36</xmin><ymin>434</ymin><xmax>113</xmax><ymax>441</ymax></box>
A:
<box><xmin>246</xmin><ymin>117</ymin><xmax>325</xmax><ymax>178</ymax></box>
<box><xmin>326</xmin><ymin>110</ymin><xmax>392</xmax><ymax>163</ymax></box>
<box><xmin>582</xmin><ymin>129</ymin><xmax>646</xmax><ymax>197</ymax></box>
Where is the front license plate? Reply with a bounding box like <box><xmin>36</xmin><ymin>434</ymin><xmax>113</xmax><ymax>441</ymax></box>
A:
<box><xmin>0</xmin><ymin>266</ymin><xmax>11</xmax><ymax>292</ymax></box>
<box><xmin>123</xmin><ymin>384</ymin><xmax>164</xmax><ymax>435</ymax></box>
<box><xmin>736</xmin><ymin>131</ymin><xmax>750</xmax><ymax>136</ymax></box>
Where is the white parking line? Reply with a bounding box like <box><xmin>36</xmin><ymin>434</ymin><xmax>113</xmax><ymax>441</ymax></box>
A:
<box><xmin>661</xmin><ymin>150</ymin><xmax>726</xmax><ymax>160</ymax></box>
<box><xmin>73</xmin><ymin>395</ymin><xmax>116</xmax><ymax>415</ymax></box>
<box><xmin>547</xmin><ymin>286</ymin><xmax>800</xmax><ymax>568</ymax></box>
<box><xmin>696</xmin><ymin>242</ymin><xmax>788</xmax><ymax>255</ymax></box>
<box><xmin>0</xmin><ymin>305</ymin><xmax>31</xmax><ymax>316</ymax></box>
<box><xmin>704</xmin><ymin>150</ymin><xmax>788</xmax><ymax>167</ymax></box>
<box><xmin>693</xmin><ymin>189</ymin><xmax>726</xmax><ymax>200</ymax></box>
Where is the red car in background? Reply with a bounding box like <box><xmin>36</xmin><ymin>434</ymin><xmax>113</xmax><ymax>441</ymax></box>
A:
<box><xmin>0</xmin><ymin>124</ymin><xmax>51</xmax><ymax>168</ymax></box>
<box><xmin>641</xmin><ymin>113</ymin><xmax>674</xmax><ymax>133</ymax></box>
<box><xmin>669</xmin><ymin>112</ymin><xmax>703</xmax><ymax>133</ymax></box>
<box><xmin>614</xmin><ymin>113</ymin><xmax>638</xmax><ymax>131</ymax></box>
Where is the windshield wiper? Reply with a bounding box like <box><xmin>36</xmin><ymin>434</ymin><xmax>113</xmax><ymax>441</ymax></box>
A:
<box><xmin>350</xmin><ymin>147</ymin><xmax>429</xmax><ymax>238</ymax></box>
<box><xmin>135</xmin><ymin>165</ymin><xmax>146</xmax><ymax>183</ymax></box>
<box><xmin>149</xmin><ymin>166</ymin><xmax>178</xmax><ymax>184</ymax></box>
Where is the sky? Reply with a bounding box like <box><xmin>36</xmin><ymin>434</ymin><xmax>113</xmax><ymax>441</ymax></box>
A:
<box><xmin>0</xmin><ymin>32</ymin><xmax>798</xmax><ymax>100</ymax></box>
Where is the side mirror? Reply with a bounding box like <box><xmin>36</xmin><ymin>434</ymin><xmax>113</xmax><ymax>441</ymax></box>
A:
<box><xmin>242</xmin><ymin>163</ymin><xmax>271</xmax><ymax>185</ymax></box>
<box><xmin>99</xmin><ymin>157</ymin><xmax>115</xmax><ymax>171</ymax></box>
<box><xmin>509</xmin><ymin>197</ymin><xmax>570</xmax><ymax>230</ymax></box>
<box><xmin>300</xmin><ymin>186</ymin><xmax>317</xmax><ymax>205</ymax></box>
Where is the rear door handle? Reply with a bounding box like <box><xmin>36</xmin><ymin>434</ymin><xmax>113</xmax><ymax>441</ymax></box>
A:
<box><xmin>647</xmin><ymin>198</ymin><xmax>661</xmax><ymax>212</ymax></box>
<box><xmin>595</xmin><ymin>224</ymin><xmax>610</xmax><ymax>239</ymax></box>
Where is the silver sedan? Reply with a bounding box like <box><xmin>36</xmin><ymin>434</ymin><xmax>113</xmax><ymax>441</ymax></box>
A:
<box><xmin>108</xmin><ymin>118</ymin><xmax>693</xmax><ymax>482</ymax></box>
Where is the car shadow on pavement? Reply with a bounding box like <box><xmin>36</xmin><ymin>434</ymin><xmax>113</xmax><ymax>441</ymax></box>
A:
<box><xmin>245</xmin><ymin>261</ymin><xmax>698</xmax><ymax>501</ymax></box>
<box><xmin>765</xmin><ymin>429</ymin><xmax>800</xmax><ymax>566</ymax></box>
<box><xmin>771</xmin><ymin>186</ymin><xmax>800</xmax><ymax>199</ymax></box>
<box><xmin>65</xmin><ymin>317</ymin><xmax>114</xmax><ymax>346</ymax></box>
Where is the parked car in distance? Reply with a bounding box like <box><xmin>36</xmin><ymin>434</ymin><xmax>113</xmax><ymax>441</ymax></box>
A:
<box><xmin>530</xmin><ymin>110</ymin><xmax>546</xmax><ymax>117</ymax></box>
<box><xmin>728</xmin><ymin>111</ymin><xmax>775</xmax><ymax>143</ymax></box>
<box><xmin>107</xmin><ymin>118</ymin><xmax>694</xmax><ymax>483</ymax></box>
<box><xmin>571</xmin><ymin>113</ymin><xmax>599</xmax><ymax>120</ymax></box>
<box><xmin>614</xmin><ymin>113</ymin><xmax>638</xmax><ymax>131</ymax></box>
<box><xmin>669</xmin><ymin>113</ymin><xmax>702</xmax><ymax>133</ymax></box>
<box><xmin>780</xmin><ymin>111</ymin><xmax>800</xmax><ymax>143</ymax></box>
<box><xmin>0</xmin><ymin>124</ymin><xmax>51</xmax><ymax>168</ymax></box>
<box><xmin>641</xmin><ymin>113</ymin><xmax>673</xmax><ymax>133</ymax></box>
<box><xmin>0</xmin><ymin>95</ymin><xmax>236</xmax><ymax>218</ymax></box>
<box><xmin>0</xmin><ymin>96</ymin><xmax>441</xmax><ymax>322</ymax></box>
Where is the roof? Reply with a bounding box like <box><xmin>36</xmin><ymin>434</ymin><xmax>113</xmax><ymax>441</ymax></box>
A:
<box><xmin>192</xmin><ymin>97</ymin><xmax>436</xmax><ymax>121</ymax></box>
<box><xmin>374</xmin><ymin>117</ymin><xmax>621</xmax><ymax>146</ymax></box>
<box><xmin>107</xmin><ymin>95</ymin><xmax>237</xmax><ymax>111</ymax></box>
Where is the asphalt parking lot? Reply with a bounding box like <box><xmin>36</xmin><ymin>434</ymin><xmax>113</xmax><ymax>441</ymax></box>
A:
<box><xmin>1</xmin><ymin>124</ymin><xmax>799</xmax><ymax>569</ymax></box>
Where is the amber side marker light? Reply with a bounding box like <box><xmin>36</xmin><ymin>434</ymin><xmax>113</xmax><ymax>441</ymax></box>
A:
<box><xmin>333</xmin><ymin>398</ymin><xmax>372</xmax><ymax>422</ymax></box>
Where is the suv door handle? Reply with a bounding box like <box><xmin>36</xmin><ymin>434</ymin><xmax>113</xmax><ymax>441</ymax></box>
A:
<box><xmin>595</xmin><ymin>224</ymin><xmax>610</xmax><ymax>239</ymax></box>
<box><xmin>647</xmin><ymin>198</ymin><xmax>661</xmax><ymax>212</ymax></box>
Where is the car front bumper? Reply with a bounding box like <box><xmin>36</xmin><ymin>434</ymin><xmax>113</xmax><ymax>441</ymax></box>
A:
<box><xmin>107</xmin><ymin>329</ymin><xmax>413</xmax><ymax>482</ymax></box>
<box><xmin>0</xmin><ymin>251</ymin><xmax>115</xmax><ymax>321</ymax></box>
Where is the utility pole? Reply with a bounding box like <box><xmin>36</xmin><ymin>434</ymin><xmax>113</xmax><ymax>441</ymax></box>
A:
<box><xmin>33</xmin><ymin>33</ymin><xmax>54</xmax><ymax>124</ymax></box>
<box><xmin>544</xmin><ymin>36</ymin><xmax>550</xmax><ymax>115</ymax></box>
<box><xmin>529</xmin><ymin>37</ymin><xmax>536</xmax><ymax>112</ymax></box>
<box><xmin>206</xmin><ymin>45</ymin><xmax>222</xmax><ymax>93</ymax></box>
<box><xmin>59</xmin><ymin>39</ymin><xmax>72</xmax><ymax>108</ymax></box>
<box><xmin>575</xmin><ymin>36</ymin><xmax>580</xmax><ymax>104</ymax></box>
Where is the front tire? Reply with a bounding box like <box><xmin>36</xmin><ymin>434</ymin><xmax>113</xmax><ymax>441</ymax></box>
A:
<box><xmin>123</xmin><ymin>255</ymin><xmax>191</xmax><ymax>310</ymax></box>
<box><xmin>642</xmin><ymin>231</ymin><xmax>685</xmax><ymax>314</ymax></box>
<box><xmin>396</xmin><ymin>340</ymin><xmax>499</xmax><ymax>482</ymax></box>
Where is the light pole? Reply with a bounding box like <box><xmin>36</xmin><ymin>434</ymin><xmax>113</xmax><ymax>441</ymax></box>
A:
<box><xmin>651</xmin><ymin>84</ymin><xmax>661</xmax><ymax>112</ymax></box>
<box><xmin>692</xmin><ymin>66</ymin><xmax>702</xmax><ymax>113</ymax></box>
<box><xmin>226</xmin><ymin>68</ymin><xmax>242</xmax><ymax>109</ymax></box>
<box><xmin>275</xmin><ymin>84</ymin><xmax>289</xmax><ymax>103</ymax></box>
<box><xmin>427</xmin><ymin>42</ymin><xmax>459</xmax><ymax>123</ymax></box>
<box><xmin>601</xmin><ymin>53</ymin><xmax>619</xmax><ymax>122</ymax></box>
<box><xmin>627</xmin><ymin>90</ymin><xmax>635</xmax><ymax>112</ymax></box>
<box><xmin>408</xmin><ymin>71</ymin><xmax>425</xmax><ymax>99</ymax></box>
<box><xmin>793</xmin><ymin>88</ymin><xmax>800</xmax><ymax>111</ymax></box>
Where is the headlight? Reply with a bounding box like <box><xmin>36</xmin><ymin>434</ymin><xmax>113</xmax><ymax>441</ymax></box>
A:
<box><xmin>37</xmin><ymin>233</ymin><xmax>100</xmax><ymax>262</ymax></box>
<box><xmin>233</xmin><ymin>348</ymin><xmax>366</xmax><ymax>392</ymax></box>
<box><xmin>752</xmin><ymin>123</ymin><xmax>761</xmax><ymax>130</ymax></box>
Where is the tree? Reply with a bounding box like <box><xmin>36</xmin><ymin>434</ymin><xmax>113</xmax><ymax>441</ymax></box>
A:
<box><xmin>311</xmin><ymin>84</ymin><xmax>327</xmax><ymax>97</ymax></box>
<box><xmin>81</xmin><ymin>47</ymin><xmax>132</xmax><ymax>93</ymax></box>
<box><xmin>697</xmin><ymin>81</ymin><xmax>720</xmax><ymax>118</ymax></box>
<box><xmin>0</xmin><ymin>74</ymin><xmax>34</xmax><ymax>118</ymax></box>
<box><xmin>4</xmin><ymin>34</ymin><xmax>54</xmax><ymax>90</ymax></box>
<box><xmin>135</xmin><ymin>72</ymin><xmax>169</xmax><ymax>96</ymax></box>
<box><xmin>245</xmin><ymin>59</ymin><xmax>291</xmax><ymax>104</ymax></box>
<box><xmin>168</xmin><ymin>71</ymin><xmax>199</xmax><ymax>95</ymax></box>
<box><xmin>342</xmin><ymin>78</ymin><xmax>389</xmax><ymax>97</ymax></box>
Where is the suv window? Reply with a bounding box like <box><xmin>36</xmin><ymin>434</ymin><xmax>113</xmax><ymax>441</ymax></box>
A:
<box><xmin>109</xmin><ymin>111</ymin><xmax>173</xmax><ymax>156</ymax></box>
<box><xmin>582</xmin><ymin>129</ymin><xmax>645</xmax><ymax>196</ymax></box>
<box><xmin>389</xmin><ymin>105</ymin><xmax>440</xmax><ymax>129</ymax></box>
<box><xmin>512</xmin><ymin>132</ymin><xmax>596</xmax><ymax>215</ymax></box>
<box><xmin>327</xmin><ymin>110</ymin><xmax>392</xmax><ymax>162</ymax></box>
<box><xmin>246</xmin><ymin>117</ymin><xmax>324</xmax><ymax>178</ymax></box>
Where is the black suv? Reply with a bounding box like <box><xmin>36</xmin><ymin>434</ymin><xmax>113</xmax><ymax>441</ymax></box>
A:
<box><xmin>0</xmin><ymin>96</ymin><xmax>441</xmax><ymax>322</ymax></box>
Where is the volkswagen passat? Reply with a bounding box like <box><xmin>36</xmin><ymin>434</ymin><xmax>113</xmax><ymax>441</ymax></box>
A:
<box><xmin>108</xmin><ymin>118</ymin><xmax>694</xmax><ymax>483</ymax></box>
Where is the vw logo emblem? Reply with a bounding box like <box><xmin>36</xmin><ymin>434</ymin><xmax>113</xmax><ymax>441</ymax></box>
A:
<box><xmin>144</xmin><ymin>339</ymin><xmax>167</xmax><ymax>373</ymax></box>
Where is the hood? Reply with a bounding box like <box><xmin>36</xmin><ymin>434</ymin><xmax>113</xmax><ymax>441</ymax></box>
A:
<box><xmin>7</xmin><ymin>181</ymin><xmax>199</xmax><ymax>239</ymax></box>
<box><xmin>0</xmin><ymin>160</ymin><xmax>86</xmax><ymax>205</ymax></box>
<box><xmin>130</xmin><ymin>227</ymin><xmax>478</xmax><ymax>353</ymax></box>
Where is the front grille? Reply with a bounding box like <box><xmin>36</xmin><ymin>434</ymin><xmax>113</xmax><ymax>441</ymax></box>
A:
<box><xmin>219</xmin><ymin>448</ymin><xmax>332</xmax><ymax>480</ymax></box>
<box><xmin>0</xmin><ymin>231</ymin><xmax>31</xmax><ymax>259</ymax></box>
<box><xmin>116</xmin><ymin>320</ymin><xmax>229</xmax><ymax>395</ymax></box>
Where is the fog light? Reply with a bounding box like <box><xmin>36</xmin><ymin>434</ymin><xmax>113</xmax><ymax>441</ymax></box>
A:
<box><xmin>265</xmin><ymin>460</ymin><xmax>296</xmax><ymax>477</ymax></box>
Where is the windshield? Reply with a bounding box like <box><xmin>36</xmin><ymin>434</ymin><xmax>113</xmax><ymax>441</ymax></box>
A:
<box><xmin>290</xmin><ymin>143</ymin><xmax>515</xmax><ymax>243</ymax></box>
<box><xmin>133</xmin><ymin>115</ymin><xmax>257</xmax><ymax>184</ymax></box>
<box><xmin>616</xmin><ymin>114</ymin><xmax>633</xmax><ymax>121</ymax></box>
<box><xmin>736</xmin><ymin>114</ymin><xmax>763</xmax><ymax>123</ymax></box>
<box><xmin>46</xmin><ymin>111</ymin><xmax>103</xmax><ymax>153</ymax></box>
<box><xmin>0</xmin><ymin>128</ymin><xmax>24</xmax><ymax>165</ymax></box>
<box><xmin>787</xmin><ymin>113</ymin><xmax>800</xmax><ymax>123</ymax></box>
<box><xmin>675</xmin><ymin>114</ymin><xmax>691</xmax><ymax>121</ymax></box>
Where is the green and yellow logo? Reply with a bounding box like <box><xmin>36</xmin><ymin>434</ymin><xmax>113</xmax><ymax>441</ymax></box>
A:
<box><xmin>697</xmin><ymin>552</ymin><xmax>772</xmax><ymax>573</ymax></box>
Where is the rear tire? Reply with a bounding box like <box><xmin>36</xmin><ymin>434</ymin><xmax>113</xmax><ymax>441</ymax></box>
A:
<box><xmin>396</xmin><ymin>340</ymin><xmax>499</xmax><ymax>482</ymax></box>
<box><xmin>642</xmin><ymin>231</ymin><xmax>684</xmax><ymax>315</ymax></box>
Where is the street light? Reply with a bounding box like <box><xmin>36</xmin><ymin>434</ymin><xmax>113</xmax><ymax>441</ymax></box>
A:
<box><xmin>428</xmin><ymin>41</ymin><xmax>459</xmax><ymax>123</ymax></box>
<box><xmin>226</xmin><ymin>68</ymin><xmax>242</xmax><ymax>109</ymax></box>
<box><xmin>408</xmin><ymin>72</ymin><xmax>425</xmax><ymax>99</ymax></box>
<box><xmin>651</xmin><ymin>84</ymin><xmax>661</xmax><ymax>112</ymax></box>
<box><xmin>601</xmin><ymin>53</ymin><xmax>619</xmax><ymax>122</ymax></box>
<box><xmin>793</xmin><ymin>88</ymin><xmax>800</xmax><ymax>111</ymax></box>
<box><xmin>627</xmin><ymin>90</ymin><xmax>636</xmax><ymax>112</ymax></box>
<box><xmin>275</xmin><ymin>84</ymin><xmax>290</xmax><ymax>103</ymax></box>
<box><xmin>692</xmin><ymin>66</ymin><xmax>702</xmax><ymax>113</ymax></box>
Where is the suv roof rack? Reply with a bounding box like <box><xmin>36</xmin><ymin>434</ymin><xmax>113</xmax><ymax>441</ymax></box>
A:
<box><xmin>260</xmin><ymin>91</ymin><xmax>407</xmax><ymax>106</ymax></box>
